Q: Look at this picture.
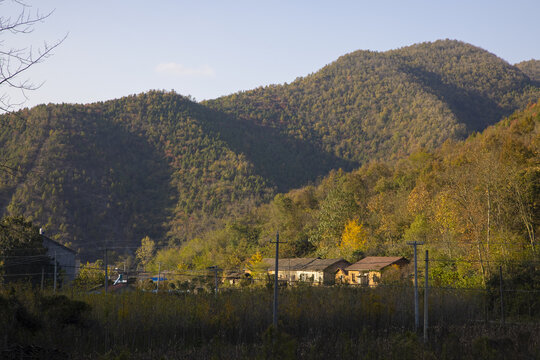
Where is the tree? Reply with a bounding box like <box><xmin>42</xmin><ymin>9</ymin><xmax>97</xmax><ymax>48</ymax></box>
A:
<box><xmin>339</xmin><ymin>218</ymin><xmax>368</xmax><ymax>261</ymax></box>
<box><xmin>73</xmin><ymin>260</ymin><xmax>105</xmax><ymax>290</ymax></box>
<box><xmin>0</xmin><ymin>215</ymin><xmax>52</xmax><ymax>283</ymax></box>
<box><xmin>0</xmin><ymin>0</ymin><xmax>65</xmax><ymax>112</ymax></box>
<box><xmin>135</xmin><ymin>236</ymin><xmax>155</xmax><ymax>270</ymax></box>
<box><xmin>312</xmin><ymin>183</ymin><xmax>359</xmax><ymax>257</ymax></box>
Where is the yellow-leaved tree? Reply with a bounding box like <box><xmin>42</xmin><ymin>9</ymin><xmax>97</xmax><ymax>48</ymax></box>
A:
<box><xmin>339</xmin><ymin>218</ymin><xmax>368</xmax><ymax>261</ymax></box>
<box><xmin>246</xmin><ymin>251</ymin><xmax>268</xmax><ymax>283</ymax></box>
<box><xmin>136</xmin><ymin>236</ymin><xmax>155</xmax><ymax>270</ymax></box>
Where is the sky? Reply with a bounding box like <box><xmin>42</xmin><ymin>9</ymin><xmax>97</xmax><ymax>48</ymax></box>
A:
<box><xmin>2</xmin><ymin>0</ymin><xmax>540</xmax><ymax>110</ymax></box>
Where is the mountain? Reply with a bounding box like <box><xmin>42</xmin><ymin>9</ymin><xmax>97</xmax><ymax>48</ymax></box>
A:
<box><xmin>0</xmin><ymin>40</ymin><xmax>538</xmax><ymax>259</ymax></box>
<box><xmin>516</xmin><ymin>59</ymin><xmax>540</xmax><ymax>82</ymax></box>
<box><xmin>0</xmin><ymin>93</ymin><xmax>353</xmax><ymax>259</ymax></box>
<box><xmin>0</xmin><ymin>94</ymin><xmax>271</xmax><ymax>258</ymax></box>
<box><xmin>206</xmin><ymin>40</ymin><xmax>538</xmax><ymax>165</ymax></box>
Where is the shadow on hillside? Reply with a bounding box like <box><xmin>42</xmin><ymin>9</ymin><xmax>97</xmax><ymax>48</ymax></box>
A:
<box><xmin>191</xmin><ymin>103</ymin><xmax>358</xmax><ymax>192</ymax></box>
<box><xmin>56</xmin><ymin>118</ymin><xmax>175</xmax><ymax>261</ymax></box>
<box><xmin>399</xmin><ymin>64</ymin><xmax>517</xmax><ymax>132</ymax></box>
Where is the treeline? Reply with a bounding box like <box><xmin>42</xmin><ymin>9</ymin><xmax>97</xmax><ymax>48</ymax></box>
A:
<box><xmin>153</xmin><ymin>100</ymin><xmax>539</xmax><ymax>287</ymax></box>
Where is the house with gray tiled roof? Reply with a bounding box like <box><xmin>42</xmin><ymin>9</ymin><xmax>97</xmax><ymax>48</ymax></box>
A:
<box><xmin>343</xmin><ymin>256</ymin><xmax>409</xmax><ymax>286</ymax></box>
<box><xmin>263</xmin><ymin>257</ymin><xmax>350</xmax><ymax>285</ymax></box>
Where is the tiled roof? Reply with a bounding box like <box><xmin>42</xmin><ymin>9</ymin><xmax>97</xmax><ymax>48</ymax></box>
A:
<box><xmin>346</xmin><ymin>256</ymin><xmax>408</xmax><ymax>271</ymax></box>
<box><xmin>263</xmin><ymin>258</ymin><xmax>349</xmax><ymax>271</ymax></box>
<box><xmin>305</xmin><ymin>258</ymin><xmax>349</xmax><ymax>271</ymax></box>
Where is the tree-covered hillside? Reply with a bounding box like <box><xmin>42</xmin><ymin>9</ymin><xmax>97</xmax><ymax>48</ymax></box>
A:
<box><xmin>0</xmin><ymin>92</ymin><xmax>354</xmax><ymax>258</ymax></box>
<box><xmin>207</xmin><ymin>40</ymin><xmax>539</xmax><ymax>164</ymax></box>
<box><xmin>516</xmin><ymin>59</ymin><xmax>540</xmax><ymax>82</ymax></box>
<box><xmin>0</xmin><ymin>40</ymin><xmax>538</xmax><ymax>260</ymax></box>
<box><xmin>0</xmin><ymin>93</ymin><xmax>272</xmax><ymax>258</ymax></box>
<box><xmin>163</xmin><ymin>100</ymin><xmax>539</xmax><ymax>287</ymax></box>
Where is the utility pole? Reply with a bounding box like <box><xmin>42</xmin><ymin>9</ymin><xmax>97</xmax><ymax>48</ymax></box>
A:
<box><xmin>424</xmin><ymin>249</ymin><xmax>429</xmax><ymax>343</ymax></box>
<box><xmin>271</xmin><ymin>231</ymin><xmax>287</xmax><ymax>330</ymax></box>
<box><xmin>157</xmin><ymin>262</ymin><xmax>161</xmax><ymax>293</ymax></box>
<box><xmin>407</xmin><ymin>241</ymin><xmax>424</xmax><ymax>332</ymax></box>
<box><xmin>207</xmin><ymin>265</ymin><xmax>221</xmax><ymax>294</ymax></box>
<box><xmin>104</xmin><ymin>248</ymin><xmax>108</xmax><ymax>294</ymax></box>
<box><xmin>499</xmin><ymin>266</ymin><xmax>505</xmax><ymax>325</ymax></box>
<box><xmin>53</xmin><ymin>251</ymin><xmax>57</xmax><ymax>293</ymax></box>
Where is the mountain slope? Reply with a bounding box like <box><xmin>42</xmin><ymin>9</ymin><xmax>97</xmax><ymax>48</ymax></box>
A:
<box><xmin>206</xmin><ymin>40</ymin><xmax>539</xmax><ymax>164</ymax></box>
<box><xmin>0</xmin><ymin>40</ymin><xmax>538</xmax><ymax>259</ymax></box>
<box><xmin>516</xmin><ymin>59</ymin><xmax>540</xmax><ymax>82</ymax></box>
<box><xmin>172</xmin><ymin>100</ymin><xmax>539</xmax><ymax>283</ymax></box>
<box><xmin>0</xmin><ymin>93</ymin><xmax>272</xmax><ymax>258</ymax></box>
<box><xmin>0</xmin><ymin>92</ymin><xmax>355</xmax><ymax>258</ymax></box>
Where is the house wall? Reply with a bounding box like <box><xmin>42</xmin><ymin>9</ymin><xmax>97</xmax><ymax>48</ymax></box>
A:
<box><xmin>297</xmin><ymin>271</ymin><xmax>322</xmax><ymax>284</ymax></box>
<box><xmin>269</xmin><ymin>260</ymin><xmax>350</xmax><ymax>286</ymax></box>
<box><xmin>43</xmin><ymin>238</ymin><xmax>79</xmax><ymax>284</ymax></box>
<box><xmin>345</xmin><ymin>269</ymin><xmax>395</xmax><ymax>286</ymax></box>
<box><xmin>367</xmin><ymin>271</ymin><xmax>381</xmax><ymax>286</ymax></box>
<box><xmin>323</xmin><ymin>260</ymin><xmax>350</xmax><ymax>285</ymax></box>
<box><xmin>344</xmin><ymin>270</ymin><xmax>380</xmax><ymax>286</ymax></box>
<box><xmin>335</xmin><ymin>269</ymin><xmax>348</xmax><ymax>284</ymax></box>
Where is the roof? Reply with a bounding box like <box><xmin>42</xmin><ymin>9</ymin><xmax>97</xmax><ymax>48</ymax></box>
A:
<box><xmin>263</xmin><ymin>258</ymin><xmax>317</xmax><ymax>271</ymax></box>
<box><xmin>305</xmin><ymin>258</ymin><xmax>350</xmax><ymax>271</ymax></box>
<box><xmin>263</xmin><ymin>258</ymin><xmax>349</xmax><ymax>272</ymax></box>
<box><xmin>42</xmin><ymin>235</ymin><xmax>77</xmax><ymax>254</ymax></box>
<box><xmin>223</xmin><ymin>270</ymin><xmax>245</xmax><ymax>277</ymax></box>
<box><xmin>346</xmin><ymin>256</ymin><xmax>408</xmax><ymax>271</ymax></box>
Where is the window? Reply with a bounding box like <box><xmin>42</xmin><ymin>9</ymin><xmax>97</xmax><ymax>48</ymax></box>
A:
<box><xmin>360</xmin><ymin>274</ymin><xmax>368</xmax><ymax>285</ymax></box>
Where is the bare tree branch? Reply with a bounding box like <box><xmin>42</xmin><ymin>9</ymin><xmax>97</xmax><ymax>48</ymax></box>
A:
<box><xmin>0</xmin><ymin>0</ymin><xmax>66</xmax><ymax>113</ymax></box>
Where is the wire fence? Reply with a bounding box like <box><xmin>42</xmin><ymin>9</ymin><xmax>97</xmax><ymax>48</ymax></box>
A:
<box><xmin>1</xmin><ymin>265</ymin><xmax>539</xmax><ymax>295</ymax></box>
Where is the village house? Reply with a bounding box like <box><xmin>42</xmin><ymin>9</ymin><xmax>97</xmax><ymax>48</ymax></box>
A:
<box><xmin>263</xmin><ymin>258</ymin><xmax>350</xmax><ymax>286</ymax></box>
<box><xmin>343</xmin><ymin>256</ymin><xmax>409</xmax><ymax>286</ymax></box>
<box><xmin>41</xmin><ymin>231</ymin><xmax>80</xmax><ymax>285</ymax></box>
<box><xmin>222</xmin><ymin>270</ymin><xmax>253</xmax><ymax>286</ymax></box>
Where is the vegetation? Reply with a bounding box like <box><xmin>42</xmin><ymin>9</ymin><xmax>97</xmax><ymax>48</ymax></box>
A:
<box><xmin>0</xmin><ymin>216</ymin><xmax>52</xmax><ymax>284</ymax></box>
<box><xmin>516</xmin><ymin>59</ymin><xmax>540</xmax><ymax>82</ymax></box>
<box><xmin>0</xmin><ymin>40</ymin><xmax>537</xmax><ymax>266</ymax></box>
<box><xmin>207</xmin><ymin>40</ymin><xmax>539</xmax><ymax>164</ymax></box>
<box><xmin>165</xmin><ymin>100</ymin><xmax>539</xmax><ymax>289</ymax></box>
<box><xmin>0</xmin><ymin>284</ymin><xmax>538</xmax><ymax>359</ymax></box>
<box><xmin>0</xmin><ymin>93</ymin><xmax>274</xmax><ymax>260</ymax></box>
<box><xmin>0</xmin><ymin>38</ymin><xmax>538</xmax><ymax>359</ymax></box>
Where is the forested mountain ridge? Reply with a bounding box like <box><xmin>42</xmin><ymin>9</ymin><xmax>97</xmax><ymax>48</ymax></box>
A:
<box><xmin>207</xmin><ymin>40</ymin><xmax>539</xmax><ymax>163</ymax></box>
<box><xmin>516</xmin><ymin>59</ymin><xmax>540</xmax><ymax>82</ymax></box>
<box><xmin>0</xmin><ymin>40</ymin><xmax>538</xmax><ymax>259</ymax></box>
<box><xmin>0</xmin><ymin>92</ymin><xmax>353</xmax><ymax>258</ymax></box>
<box><xmin>0</xmin><ymin>94</ymin><xmax>271</xmax><ymax>258</ymax></box>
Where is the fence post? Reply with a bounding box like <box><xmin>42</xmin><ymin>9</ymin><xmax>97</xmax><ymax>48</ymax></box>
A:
<box><xmin>104</xmin><ymin>248</ymin><xmax>108</xmax><ymax>294</ymax></box>
<box><xmin>424</xmin><ymin>250</ymin><xmax>428</xmax><ymax>343</ymax></box>
<box><xmin>53</xmin><ymin>251</ymin><xmax>57</xmax><ymax>293</ymax></box>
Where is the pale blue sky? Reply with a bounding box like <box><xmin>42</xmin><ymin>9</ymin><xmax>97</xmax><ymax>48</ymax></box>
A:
<box><xmin>4</xmin><ymin>0</ymin><xmax>539</xmax><ymax>109</ymax></box>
